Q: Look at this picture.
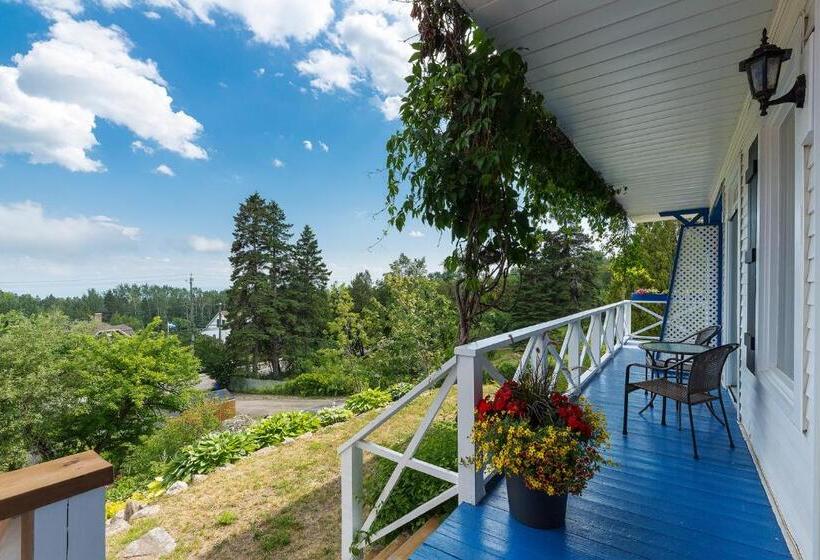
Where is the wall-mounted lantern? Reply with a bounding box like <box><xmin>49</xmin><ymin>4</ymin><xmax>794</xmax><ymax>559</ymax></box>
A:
<box><xmin>739</xmin><ymin>29</ymin><xmax>805</xmax><ymax>116</ymax></box>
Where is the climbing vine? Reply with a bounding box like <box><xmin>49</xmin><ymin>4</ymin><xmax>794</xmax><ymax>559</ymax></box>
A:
<box><xmin>386</xmin><ymin>0</ymin><xmax>627</xmax><ymax>343</ymax></box>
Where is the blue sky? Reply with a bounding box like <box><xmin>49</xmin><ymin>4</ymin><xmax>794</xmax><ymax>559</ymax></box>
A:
<box><xmin>0</xmin><ymin>0</ymin><xmax>452</xmax><ymax>296</ymax></box>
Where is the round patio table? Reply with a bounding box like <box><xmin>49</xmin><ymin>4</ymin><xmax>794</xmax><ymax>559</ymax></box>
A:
<box><xmin>637</xmin><ymin>341</ymin><xmax>710</xmax><ymax>422</ymax></box>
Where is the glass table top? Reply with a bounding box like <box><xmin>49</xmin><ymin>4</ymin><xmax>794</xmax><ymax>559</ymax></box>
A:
<box><xmin>639</xmin><ymin>341</ymin><xmax>709</xmax><ymax>355</ymax></box>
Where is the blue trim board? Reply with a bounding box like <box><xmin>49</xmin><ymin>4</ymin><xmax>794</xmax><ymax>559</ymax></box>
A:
<box><xmin>659</xmin><ymin>207</ymin><xmax>709</xmax><ymax>226</ymax></box>
<box><xmin>709</xmin><ymin>193</ymin><xmax>724</xmax><ymax>225</ymax></box>
<box><xmin>412</xmin><ymin>346</ymin><xmax>791</xmax><ymax>560</ymax></box>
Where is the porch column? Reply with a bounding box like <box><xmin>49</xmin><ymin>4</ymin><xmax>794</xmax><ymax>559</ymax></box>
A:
<box><xmin>455</xmin><ymin>347</ymin><xmax>485</xmax><ymax>505</ymax></box>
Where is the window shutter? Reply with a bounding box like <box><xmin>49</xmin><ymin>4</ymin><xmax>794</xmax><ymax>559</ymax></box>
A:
<box><xmin>744</xmin><ymin>138</ymin><xmax>758</xmax><ymax>373</ymax></box>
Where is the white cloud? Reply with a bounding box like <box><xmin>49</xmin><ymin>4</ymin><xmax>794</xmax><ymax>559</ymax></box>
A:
<box><xmin>254</xmin><ymin>67</ymin><xmax>265</xmax><ymax>77</ymax></box>
<box><xmin>296</xmin><ymin>49</ymin><xmax>358</xmax><ymax>92</ymax></box>
<box><xmin>154</xmin><ymin>163</ymin><xmax>174</xmax><ymax>176</ymax></box>
<box><xmin>6</xmin><ymin>18</ymin><xmax>206</xmax><ymax>169</ymax></box>
<box><xmin>408</xmin><ymin>230</ymin><xmax>424</xmax><ymax>238</ymax></box>
<box><xmin>143</xmin><ymin>10</ymin><xmax>161</xmax><ymax>18</ymax></box>
<box><xmin>272</xmin><ymin>158</ymin><xmax>285</xmax><ymax>168</ymax></box>
<box><xmin>302</xmin><ymin>140</ymin><xmax>313</xmax><ymax>151</ymax></box>
<box><xmin>0</xmin><ymin>66</ymin><xmax>101</xmax><ymax>172</ymax></box>
<box><xmin>146</xmin><ymin>0</ymin><xmax>334</xmax><ymax>46</ymax></box>
<box><xmin>131</xmin><ymin>139</ymin><xmax>154</xmax><ymax>154</ymax></box>
<box><xmin>25</xmin><ymin>0</ymin><xmax>82</xmax><ymax>18</ymax></box>
<box><xmin>377</xmin><ymin>95</ymin><xmax>402</xmax><ymax>120</ymax></box>
<box><xmin>188</xmin><ymin>234</ymin><xmax>228</xmax><ymax>252</ymax></box>
<box><xmin>319</xmin><ymin>141</ymin><xmax>329</xmax><ymax>152</ymax></box>
<box><xmin>295</xmin><ymin>0</ymin><xmax>413</xmax><ymax>120</ymax></box>
<box><xmin>0</xmin><ymin>201</ymin><xmax>139</xmax><ymax>254</ymax></box>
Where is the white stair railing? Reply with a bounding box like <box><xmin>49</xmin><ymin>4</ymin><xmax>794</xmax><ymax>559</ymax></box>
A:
<box><xmin>338</xmin><ymin>299</ymin><xmax>664</xmax><ymax>559</ymax></box>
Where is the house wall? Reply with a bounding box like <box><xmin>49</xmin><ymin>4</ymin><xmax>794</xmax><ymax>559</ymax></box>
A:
<box><xmin>712</xmin><ymin>1</ymin><xmax>818</xmax><ymax>557</ymax></box>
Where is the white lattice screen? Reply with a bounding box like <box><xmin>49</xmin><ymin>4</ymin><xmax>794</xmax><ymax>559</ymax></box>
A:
<box><xmin>661</xmin><ymin>225</ymin><xmax>721</xmax><ymax>343</ymax></box>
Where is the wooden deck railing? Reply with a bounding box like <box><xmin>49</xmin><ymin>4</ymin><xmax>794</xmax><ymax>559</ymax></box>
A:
<box><xmin>0</xmin><ymin>451</ymin><xmax>113</xmax><ymax>560</ymax></box>
<box><xmin>338</xmin><ymin>300</ymin><xmax>666</xmax><ymax>559</ymax></box>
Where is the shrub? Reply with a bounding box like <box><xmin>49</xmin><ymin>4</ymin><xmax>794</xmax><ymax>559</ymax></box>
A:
<box><xmin>386</xmin><ymin>382</ymin><xmax>414</xmax><ymax>401</ymax></box>
<box><xmin>194</xmin><ymin>335</ymin><xmax>238</xmax><ymax>388</ymax></box>
<box><xmin>362</xmin><ymin>422</ymin><xmax>457</xmax><ymax>536</ymax></box>
<box><xmin>119</xmin><ymin>402</ymin><xmax>222</xmax><ymax>481</ymax></box>
<box><xmin>345</xmin><ymin>388</ymin><xmax>392</xmax><ymax>414</ymax></box>
<box><xmin>240</xmin><ymin>370</ymin><xmax>367</xmax><ymax>397</ymax></box>
<box><xmin>216</xmin><ymin>511</ymin><xmax>238</xmax><ymax>526</ymax></box>
<box><xmin>316</xmin><ymin>406</ymin><xmax>353</xmax><ymax>427</ymax></box>
<box><xmin>246</xmin><ymin>411</ymin><xmax>320</xmax><ymax>448</ymax></box>
<box><xmin>165</xmin><ymin>431</ymin><xmax>256</xmax><ymax>481</ymax></box>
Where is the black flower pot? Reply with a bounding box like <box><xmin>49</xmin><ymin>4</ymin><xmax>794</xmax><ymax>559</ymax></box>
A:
<box><xmin>505</xmin><ymin>475</ymin><xmax>567</xmax><ymax>529</ymax></box>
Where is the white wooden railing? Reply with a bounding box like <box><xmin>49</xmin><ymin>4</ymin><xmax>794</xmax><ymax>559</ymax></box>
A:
<box><xmin>0</xmin><ymin>451</ymin><xmax>113</xmax><ymax>560</ymax></box>
<box><xmin>338</xmin><ymin>299</ymin><xmax>665</xmax><ymax>559</ymax></box>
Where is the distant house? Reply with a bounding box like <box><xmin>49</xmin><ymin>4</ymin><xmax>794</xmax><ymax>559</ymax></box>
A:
<box><xmin>90</xmin><ymin>312</ymin><xmax>134</xmax><ymax>337</ymax></box>
<box><xmin>201</xmin><ymin>310</ymin><xmax>229</xmax><ymax>341</ymax></box>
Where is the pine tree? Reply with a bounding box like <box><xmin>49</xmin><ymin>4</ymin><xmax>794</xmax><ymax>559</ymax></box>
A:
<box><xmin>287</xmin><ymin>225</ymin><xmax>330</xmax><ymax>363</ymax></box>
<box><xmin>511</xmin><ymin>227</ymin><xmax>605</xmax><ymax>329</ymax></box>
<box><xmin>226</xmin><ymin>193</ymin><xmax>293</xmax><ymax>376</ymax></box>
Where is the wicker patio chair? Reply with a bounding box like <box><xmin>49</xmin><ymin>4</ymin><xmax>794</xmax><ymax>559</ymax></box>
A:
<box><xmin>623</xmin><ymin>343</ymin><xmax>739</xmax><ymax>459</ymax></box>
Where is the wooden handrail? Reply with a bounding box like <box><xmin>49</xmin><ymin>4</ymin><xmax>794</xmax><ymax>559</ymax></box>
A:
<box><xmin>0</xmin><ymin>451</ymin><xmax>113</xmax><ymax>520</ymax></box>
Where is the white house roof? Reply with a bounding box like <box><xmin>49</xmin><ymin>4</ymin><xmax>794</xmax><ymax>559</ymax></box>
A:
<box><xmin>460</xmin><ymin>0</ymin><xmax>774</xmax><ymax>219</ymax></box>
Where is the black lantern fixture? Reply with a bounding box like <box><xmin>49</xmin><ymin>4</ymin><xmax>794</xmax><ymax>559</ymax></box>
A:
<box><xmin>739</xmin><ymin>29</ymin><xmax>805</xmax><ymax>116</ymax></box>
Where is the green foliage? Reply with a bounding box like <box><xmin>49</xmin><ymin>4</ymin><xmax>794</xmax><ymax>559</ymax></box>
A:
<box><xmin>216</xmin><ymin>511</ymin><xmax>238</xmax><ymax>526</ymax></box>
<box><xmin>246</xmin><ymin>411</ymin><xmax>320</xmax><ymax>448</ymax></box>
<box><xmin>363</xmin><ymin>422</ymin><xmax>458</xmax><ymax>536</ymax></box>
<box><xmin>511</xmin><ymin>226</ymin><xmax>607</xmax><ymax>328</ymax></box>
<box><xmin>316</xmin><ymin>406</ymin><xmax>354</xmax><ymax>427</ymax></box>
<box><xmin>0</xmin><ymin>313</ymin><xmax>199</xmax><ymax>470</ymax></box>
<box><xmin>608</xmin><ymin>221</ymin><xmax>678</xmax><ymax>301</ymax></box>
<box><xmin>345</xmin><ymin>389</ymin><xmax>392</xmax><ymax>414</ymax></box>
<box><xmin>387</xmin><ymin>382</ymin><xmax>414</xmax><ymax>401</ymax></box>
<box><xmin>287</xmin><ymin>225</ymin><xmax>331</xmax><ymax>363</ymax></box>
<box><xmin>194</xmin><ymin>335</ymin><xmax>238</xmax><ymax>387</ymax></box>
<box><xmin>118</xmin><ymin>402</ymin><xmax>222</xmax><ymax>485</ymax></box>
<box><xmin>385</xmin><ymin>1</ymin><xmax>626</xmax><ymax>343</ymax></box>
<box><xmin>165</xmin><ymin>431</ymin><xmax>256</xmax><ymax>481</ymax></box>
<box><xmin>63</xmin><ymin>317</ymin><xmax>200</xmax><ymax>466</ymax></box>
<box><xmin>248</xmin><ymin>370</ymin><xmax>367</xmax><ymax>397</ymax></box>
<box><xmin>227</xmin><ymin>193</ymin><xmax>294</xmax><ymax>377</ymax></box>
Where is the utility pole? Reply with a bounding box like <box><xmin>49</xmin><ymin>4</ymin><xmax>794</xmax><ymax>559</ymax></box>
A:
<box><xmin>188</xmin><ymin>273</ymin><xmax>195</xmax><ymax>344</ymax></box>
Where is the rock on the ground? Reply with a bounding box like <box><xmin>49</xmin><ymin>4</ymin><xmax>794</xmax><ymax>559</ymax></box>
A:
<box><xmin>191</xmin><ymin>474</ymin><xmax>208</xmax><ymax>485</ymax></box>
<box><xmin>119</xmin><ymin>527</ymin><xmax>176</xmax><ymax>559</ymax></box>
<box><xmin>106</xmin><ymin>516</ymin><xmax>130</xmax><ymax>537</ymax></box>
<box><xmin>124</xmin><ymin>500</ymin><xmax>146</xmax><ymax>522</ymax></box>
<box><xmin>129</xmin><ymin>505</ymin><xmax>160</xmax><ymax>521</ymax></box>
<box><xmin>282</xmin><ymin>437</ymin><xmax>295</xmax><ymax>445</ymax></box>
<box><xmin>216</xmin><ymin>463</ymin><xmax>235</xmax><ymax>472</ymax></box>
<box><xmin>220</xmin><ymin>414</ymin><xmax>255</xmax><ymax>433</ymax></box>
<box><xmin>296</xmin><ymin>432</ymin><xmax>313</xmax><ymax>440</ymax></box>
<box><xmin>165</xmin><ymin>480</ymin><xmax>188</xmax><ymax>496</ymax></box>
<box><xmin>253</xmin><ymin>446</ymin><xmax>274</xmax><ymax>456</ymax></box>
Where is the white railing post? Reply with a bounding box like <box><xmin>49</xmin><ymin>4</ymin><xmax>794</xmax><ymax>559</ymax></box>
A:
<box><xmin>456</xmin><ymin>348</ymin><xmax>485</xmax><ymax>505</ymax></box>
<box><xmin>341</xmin><ymin>445</ymin><xmax>363</xmax><ymax>560</ymax></box>
<box><xmin>624</xmin><ymin>301</ymin><xmax>632</xmax><ymax>341</ymax></box>
<box><xmin>604</xmin><ymin>309</ymin><xmax>615</xmax><ymax>354</ymax></box>
<box><xmin>615</xmin><ymin>305</ymin><xmax>625</xmax><ymax>345</ymax></box>
<box><xmin>567</xmin><ymin>321</ymin><xmax>582</xmax><ymax>387</ymax></box>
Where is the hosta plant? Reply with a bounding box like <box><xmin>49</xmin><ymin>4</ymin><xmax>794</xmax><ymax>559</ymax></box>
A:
<box><xmin>165</xmin><ymin>431</ymin><xmax>256</xmax><ymax>481</ymax></box>
<box><xmin>316</xmin><ymin>406</ymin><xmax>354</xmax><ymax>427</ymax></box>
<box><xmin>246</xmin><ymin>411</ymin><xmax>321</xmax><ymax>448</ymax></box>
<box><xmin>344</xmin><ymin>388</ymin><xmax>392</xmax><ymax>414</ymax></box>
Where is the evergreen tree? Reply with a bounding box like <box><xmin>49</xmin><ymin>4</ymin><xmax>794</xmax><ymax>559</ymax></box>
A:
<box><xmin>226</xmin><ymin>193</ymin><xmax>293</xmax><ymax>376</ymax></box>
<box><xmin>349</xmin><ymin>271</ymin><xmax>374</xmax><ymax>313</ymax></box>
<box><xmin>511</xmin><ymin>227</ymin><xmax>605</xmax><ymax>329</ymax></box>
<box><xmin>286</xmin><ymin>225</ymin><xmax>330</xmax><ymax>364</ymax></box>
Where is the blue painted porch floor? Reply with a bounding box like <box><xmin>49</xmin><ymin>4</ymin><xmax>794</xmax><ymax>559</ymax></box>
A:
<box><xmin>412</xmin><ymin>345</ymin><xmax>792</xmax><ymax>560</ymax></box>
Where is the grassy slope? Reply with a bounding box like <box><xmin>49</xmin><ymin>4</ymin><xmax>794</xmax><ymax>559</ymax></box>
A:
<box><xmin>107</xmin><ymin>387</ymin><xmax>467</xmax><ymax>560</ymax></box>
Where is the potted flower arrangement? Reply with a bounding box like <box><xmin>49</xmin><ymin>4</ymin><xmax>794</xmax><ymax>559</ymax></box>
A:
<box><xmin>470</xmin><ymin>375</ymin><xmax>609</xmax><ymax>529</ymax></box>
<box><xmin>630</xmin><ymin>288</ymin><xmax>668</xmax><ymax>302</ymax></box>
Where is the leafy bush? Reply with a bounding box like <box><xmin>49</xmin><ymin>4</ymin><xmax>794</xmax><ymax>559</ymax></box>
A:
<box><xmin>344</xmin><ymin>388</ymin><xmax>392</xmax><ymax>414</ymax></box>
<box><xmin>119</xmin><ymin>402</ymin><xmax>221</xmax><ymax>481</ymax></box>
<box><xmin>363</xmin><ymin>422</ymin><xmax>457</xmax><ymax>536</ymax></box>
<box><xmin>387</xmin><ymin>382</ymin><xmax>414</xmax><ymax>401</ymax></box>
<box><xmin>246</xmin><ymin>411</ymin><xmax>320</xmax><ymax>448</ymax></box>
<box><xmin>245</xmin><ymin>370</ymin><xmax>367</xmax><ymax>397</ymax></box>
<box><xmin>165</xmin><ymin>431</ymin><xmax>256</xmax><ymax>481</ymax></box>
<box><xmin>194</xmin><ymin>335</ymin><xmax>237</xmax><ymax>388</ymax></box>
<box><xmin>316</xmin><ymin>406</ymin><xmax>353</xmax><ymax>427</ymax></box>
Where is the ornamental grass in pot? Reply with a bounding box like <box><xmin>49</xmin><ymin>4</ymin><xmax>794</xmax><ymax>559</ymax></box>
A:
<box><xmin>470</xmin><ymin>373</ymin><xmax>610</xmax><ymax>529</ymax></box>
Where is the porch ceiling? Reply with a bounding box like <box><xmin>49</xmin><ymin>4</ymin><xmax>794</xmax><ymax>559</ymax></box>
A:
<box><xmin>460</xmin><ymin>0</ymin><xmax>775</xmax><ymax>220</ymax></box>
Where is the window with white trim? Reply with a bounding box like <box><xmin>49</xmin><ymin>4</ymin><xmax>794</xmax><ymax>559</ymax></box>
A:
<box><xmin>775</xmin><ymin>109</ymin><xmax>795</xmax><ymax>380</ymax></box>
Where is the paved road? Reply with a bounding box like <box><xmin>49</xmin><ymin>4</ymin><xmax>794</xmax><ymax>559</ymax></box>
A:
<box><xmin>232</xmin><ymin>394</ymin><xmax>345</xmax><ymax>417</ymax></box>
<box><xmin>197</xmin><ymin>374</ymin><xmax>344</xmax><ymax>417</ymax></box>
